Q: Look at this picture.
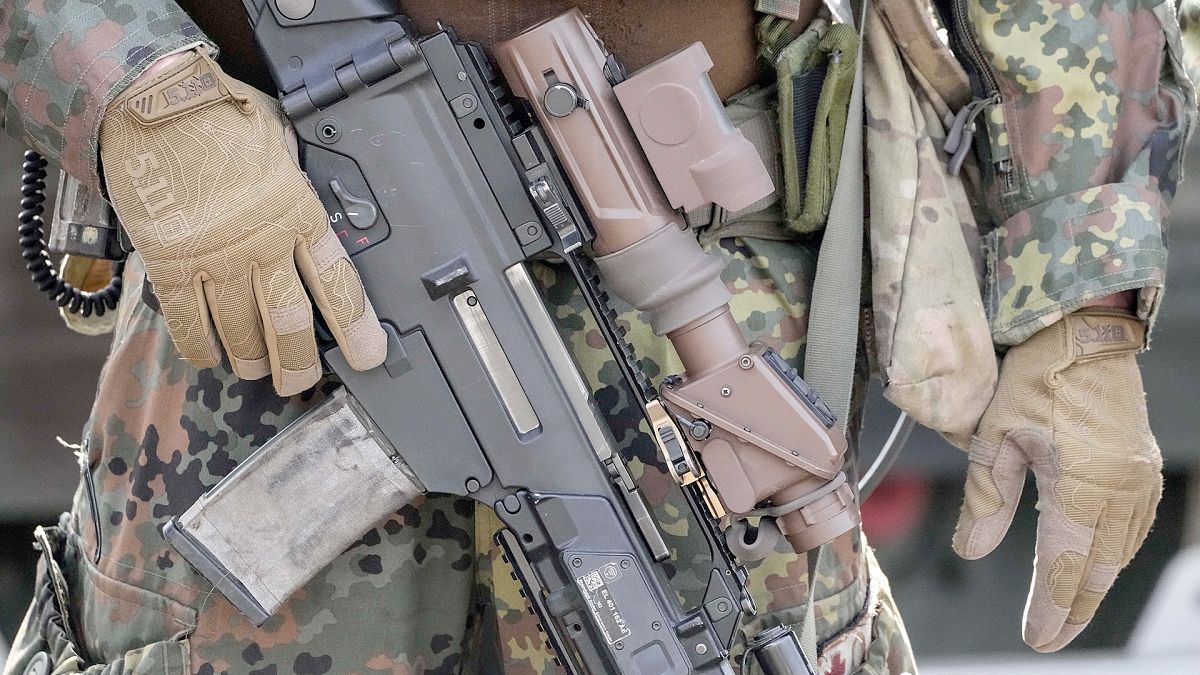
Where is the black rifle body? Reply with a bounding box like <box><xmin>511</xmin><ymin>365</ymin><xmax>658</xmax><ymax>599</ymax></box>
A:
<box><xmin>242</xmin><ymin>1</ymin><xmax>753</xmax><ymax>673</ymax></box>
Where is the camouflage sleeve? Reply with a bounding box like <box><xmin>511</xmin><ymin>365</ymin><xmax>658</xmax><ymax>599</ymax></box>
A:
<box><xmin>945</xmin><ymin>0</ymin><xmax>1196</xmax><ymax>345</ymax></box>
<box><xmin>0</xmin><ymin>0</ymin><xmax>212</xmax><ymax>188</ymax></box>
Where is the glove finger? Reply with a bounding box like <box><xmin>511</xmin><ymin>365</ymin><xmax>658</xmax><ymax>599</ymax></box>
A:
<box><xmin>155</xmin><ymin>276</ymin><xmax>223</xmax><ymax>370</ymax></box>
<box><xmin>1022</xmin><ymin>499</ymin><xmax>1112</xmax><ymax>652</ymax></box>
<box><xmin>295</xmin><ymin>221</ymin><xmax>386</xmax><ymax>372</ymax></box>
<box><xmin>953</xmin><ymin>435</ymin><xmax>1027</xmax><ymax>560</ymax></box>
<box><xmin>1128</xmin><ymin>475</ymin><xmax>1162</xmax><ymax>563</ymax></box>
<box><xmin>251</xmin><ymin>259</ymin><xmax>321</xmax><ymax>396</ymax></box>
<box><xmin>200</xmin><ymin>273</ymin><xmax>270</xmax><ymax>381</ymax></box>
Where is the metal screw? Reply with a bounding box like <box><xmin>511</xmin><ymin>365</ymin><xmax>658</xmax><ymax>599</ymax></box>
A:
<box><xmin>620</xmin><ymin>560</ymin><xmax>630</xmax><ymax>569</ymax></box>
<box><xmin>615</xmin><ymin>642</ymin><xmax>624</xmax><ymax>651</ymax></box>
<box><xmin>465</xmin><ymin>477</ymin><xmax>481</xmax><ymax>492</ymax></box>
<box><xmin>743</xmin><ymin>426</ymin><xmax>751</xmax><ymax>433</ymax></box>
<box><xmin>720</xmin><ymin>386</ymin><xmax>731</xmax><ymax>397</ymax></box>
<box><xmin>652</xmin><ymin>621</ymin><xmax>662</xmax><ymax>631</ymax></box>
<box><xmin>695</xmin><ymin>643</ymin><xmax>708</xmax><ymax>655</ymax></box>
<box><xmin>790</xmin><ymin>450</ymin><xmax>799</xmax><ymax>456</ymax></box>
<box><xmin>457</xmin><ymin>71</ymin><xmax>467</xmax><ymax>81</ymax></box>
<box><xmin>317</xmin><ymin>118</ymin><xmax>340</xmax><ymax>143</ymax></box>
<box><xmin>739</xmin><ymin>355</ymin><xmax>753</xmax><ymax>370</ymax></box>
<box><xmin>571</xmin><ymin>558</ymin><xmax>582</xmax><ymax>568</ymax></box>
<box><xmin>466</xmin><ymin>295</ymin><xmax>478</xmax><ymax>306</ymax></box>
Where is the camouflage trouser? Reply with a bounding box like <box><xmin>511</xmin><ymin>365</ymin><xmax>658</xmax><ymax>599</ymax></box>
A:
<box><xmin>3</xmin><ymin>234</ymin><xmax>916</xmax><ymax>675</ymax></box>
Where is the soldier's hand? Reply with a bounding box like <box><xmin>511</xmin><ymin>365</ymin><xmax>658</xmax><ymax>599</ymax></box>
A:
<box><xmin>99</xmin><ymin>48</ymin><xmax>386</xmax><ymax>395</ymax></box>
<box><xmin>953</xmin><ymin>309</ymin><xmax>1161</xmax><ymax>652</ymax></box>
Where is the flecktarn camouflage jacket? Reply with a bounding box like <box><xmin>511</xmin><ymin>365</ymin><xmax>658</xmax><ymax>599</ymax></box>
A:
<box><xmin>0</xmin><ymin>1</ymin><xmax>1194</xmax><ymax>674</ymax></box>
<box><xmin>936</xmin><ymin>0</ymin><xmax>1194</xmax><ymax>345</ymax></box>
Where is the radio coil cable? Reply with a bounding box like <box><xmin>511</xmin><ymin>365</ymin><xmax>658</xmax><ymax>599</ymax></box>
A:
<box><xmin>17</xmin><ymin>150</ymin><xmax>122</xmax><ymax>316</ymax></box>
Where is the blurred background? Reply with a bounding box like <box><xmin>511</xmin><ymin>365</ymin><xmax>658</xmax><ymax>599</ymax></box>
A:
<box><xmin>0</xmin><ymin>133</ymin><xmax>1196</xmax><ymax>671</ymax></box>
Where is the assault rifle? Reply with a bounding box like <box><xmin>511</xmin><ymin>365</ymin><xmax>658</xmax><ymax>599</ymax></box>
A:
<box><xmin>163</xmin><ymin>3</ymin><xmax>859</xmax><ymax>673</ymax></box>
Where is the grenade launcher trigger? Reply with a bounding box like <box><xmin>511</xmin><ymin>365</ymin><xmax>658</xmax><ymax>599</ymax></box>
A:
<box><xmin>162</xmin><ymin>2</ymin><xmax>859</xmax><ymax>674</ymax></box>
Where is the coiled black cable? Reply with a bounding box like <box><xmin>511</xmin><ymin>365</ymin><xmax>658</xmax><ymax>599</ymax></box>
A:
<box><xmin>19</xmin><ymin>150</ymin><xmax>122</xmax><ymax>316</ymax></box>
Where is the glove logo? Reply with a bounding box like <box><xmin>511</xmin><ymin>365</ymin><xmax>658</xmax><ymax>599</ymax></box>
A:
<box><xmin>164</xmin><ymin>71</ymin><xmax>217</xmax><ymax>108</ymax></box>
<box><xmin>122</xmin><ymin>150</ymin><xmax>184</xmax><ymax>243</ymax></box>
<box><xmin>1074</xmin><ymin>323</ymin><xmax>1129</xmax><ymax>345</ymax></box>
<box><xmin>122</xmin><ymin>59</ymin><xmax>229</xmax><ymax>125</ymax></box>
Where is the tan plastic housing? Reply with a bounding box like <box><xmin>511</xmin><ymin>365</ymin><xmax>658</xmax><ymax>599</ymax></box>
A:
<box><xmin>613</xmin><ymin>42</ymin><xmax>774</xmax><ymax>212</ymax></box>
<box><xmin>660</xmin><ymin>343</ymin><xmax>858</xmax><ymax>552</ymax></box>
<box><xmin>496</xmin><ymin>9</ymin><xmax>858</xmax><ymax>555</ymax></box>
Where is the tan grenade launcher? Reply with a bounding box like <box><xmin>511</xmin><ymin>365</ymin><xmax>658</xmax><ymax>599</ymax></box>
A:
<box><xmin>496</xmin><ymin>9</ymin><xmax>859</xmax><ymax>555</ymax></box>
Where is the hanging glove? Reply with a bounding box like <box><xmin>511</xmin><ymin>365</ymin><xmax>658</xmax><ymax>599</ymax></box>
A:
<box><xmin>953</xmin><ymin>308</ymin><xmax>1161</xmax><ymax>652</ymax></box>
<box><xmin>99</xmin><ymin>47</ymin><xmax>386</xmax><ymax>395</ymax></box>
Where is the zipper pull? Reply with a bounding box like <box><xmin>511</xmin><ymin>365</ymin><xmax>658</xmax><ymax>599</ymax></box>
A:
<box><xmin>943</xmin><ymin>105</ymin><xmax>973</xmax><ymax>156</ymax></box>
<box><xmin>943</xmin><ymin>94</ymin><xmax>999</xmax><ymax>176</ymax></box>
<box><xmin>996</xmin><ymin>158</ymin><xmax>1017</xmax><ymax>195</ymax></box>
<box><xmin>947</xmin><ymin>127</ymin><xmax>975</xmax><ymax>177</ymax></box>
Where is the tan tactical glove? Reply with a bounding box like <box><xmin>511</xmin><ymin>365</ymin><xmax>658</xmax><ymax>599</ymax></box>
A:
<box><xmin>100</xmin><ymin>48</ymin><xmax>385</xmax><ymax>395</ymax></box>
<box><xmin>953</xmin><ymin>308</ymin><xmax>1161</xmax><ymax>652</ymax></box>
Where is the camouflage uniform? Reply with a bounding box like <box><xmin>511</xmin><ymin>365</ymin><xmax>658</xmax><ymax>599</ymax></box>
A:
<box><xmin>0</xmin><ymin>1</ymin><xmax>1191</xmax><ymax>675</ymax></box>
<box><xmin>0</xmin><ymin>251</ymin><xmax>912</xmax><ymax>675</ymax></box>
<box><xmin>939</xmin><ymin>0</ymin><xmax>1194</xmax><ymax>344</ymax></box>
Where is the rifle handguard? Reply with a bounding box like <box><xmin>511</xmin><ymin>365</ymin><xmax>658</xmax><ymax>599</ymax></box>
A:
<box><xmin>496</xmin><ymin>9</ymin><xmax>859</xmax><ymax>554</ymax></box>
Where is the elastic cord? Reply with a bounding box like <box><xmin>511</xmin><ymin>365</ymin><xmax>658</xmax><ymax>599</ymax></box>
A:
<box><xmin>18</xmin><ymin>150</ymin><xmax>122</xmax><ymax>317</ymax></box>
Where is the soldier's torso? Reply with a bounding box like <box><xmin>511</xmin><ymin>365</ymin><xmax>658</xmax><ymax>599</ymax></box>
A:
<box><xmin>4</xmin><ymin>3</ymin><xmax>912</xmax><ymax>675</ymax></box>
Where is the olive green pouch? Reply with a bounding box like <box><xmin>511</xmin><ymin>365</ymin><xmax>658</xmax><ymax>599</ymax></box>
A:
<box><xmin>775</xmin><ymin>21</ymin><xmax>859</xmax><ymax>234</ymax></box>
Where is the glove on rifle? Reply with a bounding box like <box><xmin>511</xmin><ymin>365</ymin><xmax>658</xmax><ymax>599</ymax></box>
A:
<box><xmin>100</xmin><ymin>48</ymin><xmax>386</xmax><ymax>395</ymax></box>
<box><xmin>954</xmin><ymin>308</ymin><xmax>1162</xmax><ymax>652</ymax></box>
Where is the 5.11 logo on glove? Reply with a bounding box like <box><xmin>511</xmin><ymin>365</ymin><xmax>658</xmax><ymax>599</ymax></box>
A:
<box><xmin>1074</xmin><ymin>321</ymin><xmax>1133</xmax><ymax>346</ymax></box>
<box><xmin>122</xmin><ymin>150</ymin><xmax>187</xmax><ymax>248</ymax></box>
<box><xmin>124</xmin><ymin>57</ymin><xmax>232</xmax><ymax>124</ymax></box>
<box><xmin>163</xmin><ymin>71</ymin><xmax>218</xmax><ymax>108</ymax></box>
